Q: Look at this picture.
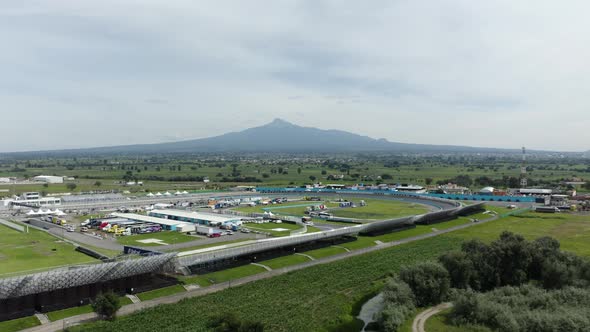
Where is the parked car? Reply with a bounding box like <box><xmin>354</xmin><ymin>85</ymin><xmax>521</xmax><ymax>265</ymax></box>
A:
<box><xmin>240</xmin><ymin>229</ymin><xmax>251</xmax><ymax>233</ymax></box>
<box><xmin>80</xmin><ymin>226</ymin><xmax>89</xmax><ymax>232</ymax></box>
<box><xmin>208</xmin><ymin>232</ymin><xmax>222</xmax><ymax>238</ymax></box>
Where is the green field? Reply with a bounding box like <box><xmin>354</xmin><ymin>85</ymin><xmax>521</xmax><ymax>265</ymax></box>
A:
<box><xmin>259</xmin><ymin>254</ymin><xmax>312</xmax><ymax>270</ymax></box>
<box><xmin>234</xmin><ymin>198</ymin><xmax>430</xmax><ymax>221</ymax></box>
<box><xmin>136</xmin><ymin>285</ymin><xmax>187</xmax><ymax>302</ymax></box>
<box><xmin>46</xmin><ymin>297</ymin><xmax>133</xmax><ymax>322</ymax></box>
<box><xmin>243</xmin><ymin>222</ymin><xmax>302</xmax><ymax>237</ymax></box>
<box><xmin>70</xmin><ymin>209</ymin><xmax>590</xmax><ymax>332</ymax></box>
<box><xmin>0</xmin><ymin>316</ymin><xmax>41</xmax><ymax>332</ymax></box>
<box><xmin>181</xmin><ymin>264</ymin><xmax>268</xmax><ymax>287</ymax></box>
<box><xmin>0</xmin><ymin>224</ymin><xmax>97</xmax><ymax>276</ymax></box>
<box><xmin>329</xmin><ymin>199</ymin><xmax>430</xmax><ymax>220</ymax></box>
<box><xmin>446</xmin><ymin>212</ymin><xmax>590</xmax><ymax>256</ymax></box>
<box><xmin>116</xmin><ymin>231</ymin><xmax>199</xmax><ymax>247</ymax></box>
<box><xmin>304</xmin><ymin>246</ymin><xmax>349</xmax><ymax>259</ymax></box>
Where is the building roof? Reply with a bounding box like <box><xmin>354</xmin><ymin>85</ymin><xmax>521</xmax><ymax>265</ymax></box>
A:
<box><xmin>149</xmin><ymin>209</ymin><xmax>240</xmax><ymax>223</ymax></box>
<box><xmin>518</xmin><ymin>188</ymin><xmax>552</xmax><ymax>194</ymax></box>
<box><xmin>480</xmin><ymin>187</ymin><xmax>495</xmax><ymax>193</ymax></box>
<box><xmin>112</xmin><ymin>212</ymin><xmax>193</xmax><ymax>227</ymax></box>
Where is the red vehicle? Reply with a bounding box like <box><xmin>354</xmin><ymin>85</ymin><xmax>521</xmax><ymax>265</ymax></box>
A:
<box><xmin>208</xmin><ymin>232</ymin><xmax>221</xmax><ymax>238</ymax></box>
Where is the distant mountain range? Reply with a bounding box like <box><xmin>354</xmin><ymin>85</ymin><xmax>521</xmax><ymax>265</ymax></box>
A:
<box><xmin>12</xmin><ymin>118</ymin><xmax>532</xmax><ymax>155</ymax></box>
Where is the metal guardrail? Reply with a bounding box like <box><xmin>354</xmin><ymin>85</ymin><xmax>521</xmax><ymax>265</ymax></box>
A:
<box><xmin>0</xmin><ymin>218</ymin><xmax>24</xmax><ymax>232</ymax></box>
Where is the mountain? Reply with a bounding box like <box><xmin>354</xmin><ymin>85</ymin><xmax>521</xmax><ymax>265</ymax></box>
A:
<box><xmin>9</xmin><ymin>119</ymin><xmax>523</xmax><ymax>155</ymax></box>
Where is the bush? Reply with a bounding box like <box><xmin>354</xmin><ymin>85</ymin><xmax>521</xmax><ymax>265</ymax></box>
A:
<box><xmin>208</xmin><ymin>313</ymin><xmax>264</xmax><ymax>332</ymax></box>
<box><xmin>399</xmin><ymin>262</ymin><xmax>450</xmax><ymax>307</ymax></box>
<box><xmin>91</xmin><ymin>292</ymin><xmax>121</xmax><ymax>320</ymax></box>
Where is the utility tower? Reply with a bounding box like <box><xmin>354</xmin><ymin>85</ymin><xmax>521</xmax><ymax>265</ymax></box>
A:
<box><xmin>520</xmin><ymin>146</ymin><xmax>527</xmax><ymax>188</ymax></box>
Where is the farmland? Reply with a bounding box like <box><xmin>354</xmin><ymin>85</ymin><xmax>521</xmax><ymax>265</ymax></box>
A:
<box><xmin>0</xmin><ymin>224</ymin><xmax>96</xmax><ymax>276</ymax></box>
<box><xmin>71</xmin><ymin>209</ymin><xmax>590</xmax><ymax>332</ymax></box>
<box><xmin>1</xmin><ymin>154</ymin><xmax>588</xmax><ymax>197</ymax></box>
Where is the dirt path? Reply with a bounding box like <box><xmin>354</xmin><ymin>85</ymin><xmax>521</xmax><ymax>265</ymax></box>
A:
<box><xmin>412</xmin><ymin>303</ymin><xmax>453</xmax><ymax>332</ymax></box>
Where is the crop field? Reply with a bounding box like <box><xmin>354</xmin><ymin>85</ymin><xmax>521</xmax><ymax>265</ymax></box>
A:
<box><xmin>71</xmin><ymin>236</ymin><xmax>460</xmax><ymax>332</ymax></box>
<box><xmin>0</xmin><ymin>224</ymin><xmax>96</xmax><ymax>276</ymax></box>
<box><xmin>116</xmin><ymin>231</ymin><xmax>200</xmax><ymax>247</ymax></box>
<box><xmin>2</xmin><ymin>155</ymin><xmax>588</xmax><ymax>193</ymax></box>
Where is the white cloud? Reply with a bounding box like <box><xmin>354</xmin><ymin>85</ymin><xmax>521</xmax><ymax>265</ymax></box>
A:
<box><xmin>1</xmin><ymin>0</ymin><xmax>589</xmax><ymax>152</ymax></box>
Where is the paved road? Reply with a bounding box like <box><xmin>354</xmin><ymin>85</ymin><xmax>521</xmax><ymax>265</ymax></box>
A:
<box><xmin>412</xmin><ymin>303</ymin><xmax>453</xmax><ymax>332</ymax></box>
<box><xmin>21</xmin><ymin>212</ymin><xmax>501</xmax><ymax>332</ymax></box>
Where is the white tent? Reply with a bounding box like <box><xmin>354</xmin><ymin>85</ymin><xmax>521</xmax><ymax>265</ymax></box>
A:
<box><xmin>174</xmin><ymin>191</ymin><xmax>182</xmax><ymax>195</ymax></box>
<box><xmin>26</xmin><ymin>210</ymin><xmax>36</xmax><ymax>215</ymax></box>
<box><xmin>155</xmin><ymin>192</ymin><xmax>163</xmax><ymax>196</ymax></box>
<box><xmin>164</xmin><ymin>192</ymin><xmax>172</xmax><ymax>196</ymax></box>
<box><xmin>182</xmin><ymin>191</ymin><xmax>189</xmax><ymax>194</ymax></box>
<box><xmin>147</xmin><ymin>193</ymin><xmax>155</xmax><ymax>197</ymax></box>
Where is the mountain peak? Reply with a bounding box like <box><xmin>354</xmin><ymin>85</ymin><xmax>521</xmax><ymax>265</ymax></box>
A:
<box><xmin>265</xmin><ymin>118</ymin><xmax>296</xmax><ymax>128</ymax></box>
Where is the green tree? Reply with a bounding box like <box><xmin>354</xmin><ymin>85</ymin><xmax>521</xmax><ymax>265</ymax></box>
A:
<box><xmin>309</xmin><ymin>175</ymin><xmax>317</xmax><ymax>182</ymax></box>
<box><xmin>399</xmin><ymin>262</ymin><xmax>450</xmax><ymax>306</ymax></box>
<box><xmin>425</xmin><ymin>177</ymin><xmax>433</xmax><ymax>185</ymax></box>
<box><xmin>91</xmin><ymin>291</ymin><xmax>121</xmax><ymax>321</ymax></box>
<box><xmin>94</xmin><ymin>181</ymin><xmax>102</xmax><ymax>187</ymax></box>
<box><xmin>66</xmin><ymin>183</ymin><xmax>77</xmax><ymax>191</ymax></box>
<box><xmin>439</xmin><ymin>251</ymin><xmax>474</xmax><ymax>289</ymax></box>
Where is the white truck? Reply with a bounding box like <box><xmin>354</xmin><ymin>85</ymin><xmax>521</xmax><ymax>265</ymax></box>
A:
<box><xmin>196</xmin><ymin>225</ymin><xmax>214</xmax><ymax>235</ymax></box>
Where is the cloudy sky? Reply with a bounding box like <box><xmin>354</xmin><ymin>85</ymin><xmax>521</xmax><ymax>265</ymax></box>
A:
<box><xmin>1</xmin><ymin>0</ymin><xmax>589</xmax><ymax>152</ymax></box>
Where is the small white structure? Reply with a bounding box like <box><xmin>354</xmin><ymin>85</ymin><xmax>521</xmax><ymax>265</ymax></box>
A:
<box><xmin>33</xmin><ymin>175</ymin><xmax>64</xmax><ymax>184</ymax></box>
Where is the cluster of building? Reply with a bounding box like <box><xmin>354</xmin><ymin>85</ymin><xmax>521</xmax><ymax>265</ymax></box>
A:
<box><xmin>113</xmin><ymin>209</ymin><xmax>242</xmax><ymax>233</ymax></box>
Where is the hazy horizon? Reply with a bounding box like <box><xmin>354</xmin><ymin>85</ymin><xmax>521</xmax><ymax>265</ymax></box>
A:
<box><xmin>2</xmin><ymin>1</ymin><xmax>590</xmax><ymax>152</ymax></box>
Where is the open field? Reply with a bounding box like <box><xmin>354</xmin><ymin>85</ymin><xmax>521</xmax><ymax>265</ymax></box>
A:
<box><xmin>446</xmin><ymin>211</ymin><xmax>590</xmax><ymax>256</ymax></box>
<box><xmin>116</xmin><ymin>231</ymin><xmax>200</xmax><ymax>247</ymax></box>
<box><xmin>0</xmin><ymin>316</ymin><xmax>41</xmax><ymax>332</ymax></box>
<box><xmin>329</xmin><ymin>199</ymin><xmax>430</xmax><ymax>220</ymax></box>
<box><xmin>2</xmin><ymin>155</ymin><xmax>588</xmax><ymax>193</ymax></box>
<box><xmin>0</xmin><ymin>224</ymin><xmax>96</xmax><ymax>276</ymax></box>
<box><xmin>70</xmin><ymin>208</ymin><xmax>590</xmax><ymax>332</ymax></box>
<box><xmin>234</xmin><ymin>198</ymin><xmax>430</xmax><ymax>221</ymax></box>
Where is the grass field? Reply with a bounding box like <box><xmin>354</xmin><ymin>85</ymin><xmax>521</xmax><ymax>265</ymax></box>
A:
<box><xmin>116</xmin><ymin>231</ymin><xmax>199</xmax><ymax>247</ymax></box>
<box><xmin>136</xmin><ymin>285</ymin><xmax>186</xmax><ymax>302</ymax></box>
<box><xmin>46</xmin><ymin>297</ymin><xmax>133</xmax><ymax>322</ymax></box>
<box><xmin>329</xmin><ymin>199</ymin><xmax>430</xmax><ymax>220</ymax></box>
<box><xmin>305</xmin><ymin>246</ymin><xmax>349</xmax><ymax>259</ymax></box>
<box><xmin>0</xmin><ymin>224</ymin><xmax>97</xmax><ymax>276</ymax></box>
<box><xmin>234</xmin><ymin>198</ymin><xmax>430</xmax><ymax>221</ymax></box>
<box><xmin>446</xmin><ymin>212</ymin><xmax>590</xmax><ymax>256</ymax></box>
<box><xmin>0</xmin><ymin>316</ymin><xmax>41</xmax><ymax>332</ymax></box>
<box><xmin>180</xmin><ymin>264</ymin><xmax>268</xmax><ymax>287</ymax></box>
<box><xmin>259</xmin><ymin>254</ymin><xmax>312</xmax><ymax>270</ymax></box>
<box><xmin>243</xmin><ymin>222</ymin><xmax>302</xmax><ymax>237</ymax></box>
<box><xmin>424</xmin><ymin>309</ymin><xmax>487</xmax><ymax>332</ymax></box>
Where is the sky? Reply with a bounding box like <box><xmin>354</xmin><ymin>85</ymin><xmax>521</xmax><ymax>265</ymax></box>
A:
<box><xmin>1</xmin><ymin>0</ymin><xmax>590</xmax><ymax>152</ymax></box>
